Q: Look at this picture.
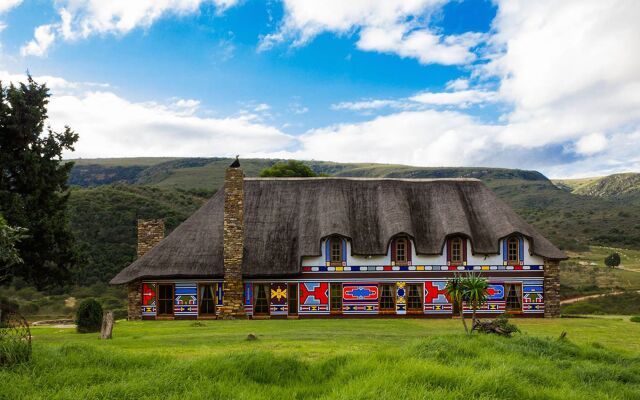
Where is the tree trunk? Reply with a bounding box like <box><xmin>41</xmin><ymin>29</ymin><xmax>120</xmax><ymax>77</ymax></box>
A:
<box><xmin>100</xmin><ymin>311</ymin><xmax>114</xmax><ymax>340</ymax></box>
<box><xmin>459</xmin><ymin>303</ymin><xmax>469</xmax><ymax>334</ymax></box>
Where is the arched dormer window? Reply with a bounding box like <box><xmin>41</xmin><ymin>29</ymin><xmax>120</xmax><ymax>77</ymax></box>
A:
<box><xmin>325</xmin><ymin>236</ymin><xmax>346</xmax><ymax>267</ymax></box>
<box><xmin>447</xmin><ymin>236</ymin><xmax>467</xmax><ymax>266</ymax></box>
<box><xmin>506</xmin><ymin>236</ymin><xmax>521</xmax><ymax>265</ymax></box>
<box><xmin>391</xmin><ymin>236</ymin><xmax>412</xmax><ymax>266</ymax></box>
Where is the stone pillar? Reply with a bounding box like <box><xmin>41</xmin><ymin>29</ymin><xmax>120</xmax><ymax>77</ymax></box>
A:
<box><xmin>127</xmin><ymin>282</ymin><xmax>142</xmax><ymax>321</ymax></box>
<box><xmin>544</xmin><ymin>259</ymin><xmax>560</xmax><ymax>318</ymax></box>
<box><xmin>220</xmin><ymin>158</ymin><xmax>246</xmax><ymax>319</ymax></box>
<box><xmin>128</xmin><ymin>219</ymin><xmax>164</xmax><ymax>320</ymax></box>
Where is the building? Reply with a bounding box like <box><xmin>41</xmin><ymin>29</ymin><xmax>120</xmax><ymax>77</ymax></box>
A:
<box><xmin>110</xmin><ymin>159</ymin><xmax>566</xmax><ymax>320</ymax></box>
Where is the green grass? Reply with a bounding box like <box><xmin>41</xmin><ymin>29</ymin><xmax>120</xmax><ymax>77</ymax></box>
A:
<box><xmin>2</xmin><ymin>319</ymin><xmax>640</xmax><ymax>399</ymax></box>
<box><xmin>567</xmin><ymin>246</ymin><xmax>640</xmax><ymax>272</ymax></box>
<box><xmin>562</xmin><ymin>292</ymin><xmax>640</xmax><ymax>315</ymax></box>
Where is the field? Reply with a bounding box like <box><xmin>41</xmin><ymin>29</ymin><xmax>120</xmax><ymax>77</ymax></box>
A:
<box><xmin>2</xmin><ymin>319</ymin><xmax>640</xmax><ymax>399</ymax></box>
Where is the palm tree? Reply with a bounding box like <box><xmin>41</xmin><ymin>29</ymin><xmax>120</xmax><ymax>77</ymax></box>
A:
<box><xmin>463</xmin><ymin>273</ymin><xmax>489</xmax><ymax>330</ymax></box>
<box><xmin>445</xmin><ymin>275</ymin><xmax>468</xmax><ymax>334</ymax></box>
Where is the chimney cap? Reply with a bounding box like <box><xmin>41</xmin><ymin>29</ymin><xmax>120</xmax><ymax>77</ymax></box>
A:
<box><xmin>229</xmin><ymin>155</ymin><xmax>241</xmax><ymax>168</ymax></box>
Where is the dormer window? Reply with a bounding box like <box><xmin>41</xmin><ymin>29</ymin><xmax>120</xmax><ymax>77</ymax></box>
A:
<box><xmin>507</xmin><ymin>236</ymin><xmax>520</xmax><ymax>265</ymax></box>
<box><xmin>391</xmin><ymin>236</ymin><xmax>412</xmax><ymax>266</ymax></box>
<box><xmin>448</xmin><ymin>237</ymin><xmax>466</xmax><ymax>265</ymax></box>
<box><xmin>330</xmin><ymin>237</ymin><xmax>343</xmax><ymax>263</ymax></box>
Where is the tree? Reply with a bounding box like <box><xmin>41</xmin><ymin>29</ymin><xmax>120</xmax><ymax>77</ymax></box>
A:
<box><xmin>604</xmin><ymin>252</ymin><xmax>621</xmax><ymax>268</ymax></box>
<box><xmin>259</xmin><ymin>160</ymin><xmax>318</xmax><ymax>177</ymax></box>
<box><xmin>445</xmin><ymin>275</ymin><xmax>469</xmax><ymax>334</ymax></box>
<box><xmin>464</xmin><ymin>273</ymin><xmax>489</xmax><ymax>329</ymax></box>
<box><xmin>0</xmin><ymin>214</ymin><xmax>27</xmax><ymax>284</ymax></box>
<box><xmin>0</xmin><ymin>76</ymin><xmax>79</xmax><ymax>289</ymax></box>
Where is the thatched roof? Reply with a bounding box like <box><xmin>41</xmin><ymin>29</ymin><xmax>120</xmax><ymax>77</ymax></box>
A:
<box><xmin>111</xmin><ymin>177</ymin><xmax>566</xmax><ymax>284</ymax></box>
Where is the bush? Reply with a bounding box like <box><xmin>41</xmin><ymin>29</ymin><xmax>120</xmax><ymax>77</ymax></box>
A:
<box><xmin>0</xmin><ymin>338</ymin><xmax>31</xmax><ymax>367</ymax></box>
<box><xmin>75</xmin><ymin>298</ymin><xmax>103</xmax><ymax>333</ymax></box>
<box><xmin>112</xmin><ymin>308</ymin><xmax>127</xmax><ymax>320</ymax></box>
<box><xmin>631</xmin><ymin>316</ymin><xmax>640</xmax><ymax>323</ymax></box>
<box><xmin>605</xmin><ymin>252</ymin><xmax>621</xmax><ymax>268</ymax></box>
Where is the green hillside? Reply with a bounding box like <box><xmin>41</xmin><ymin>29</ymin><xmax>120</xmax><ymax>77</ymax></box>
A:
<box><xmin>555</xmin><ymin>173</ymin><xmax>640</xmax><ymax>202</ymax></box>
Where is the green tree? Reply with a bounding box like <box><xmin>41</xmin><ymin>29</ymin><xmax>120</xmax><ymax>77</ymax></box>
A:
<box><xmin>445</xmin><ymin>275</ymin><xmax>469</xmax><ymax>334</ymax></box>
<box><xmin>604</xmin><ymin>252</ymin><xmax>621</xmax><ymax>268</ymax></box>
<box><xmin>0</xmin><ymin>77</ymin><xmax>79</xmax><ymax>289</ymax></box>
<box><xmin>0</xmin><ymin>214</ymin><xmax>27</xmax><ymax>283</ymax></box>
<box><xmin>464</xmin><ymin>273</ymin><xmax>489</xmax><ymax>329</ymax></box>
<box><xmin>75</xmin><ymin>298</ymin><xmax>103</xmax><ymax>333</ymax></box>
<box><xmin>259</xmin><ymin>160</ymin><xmax>318</xmax><ymax>177</ymax></box>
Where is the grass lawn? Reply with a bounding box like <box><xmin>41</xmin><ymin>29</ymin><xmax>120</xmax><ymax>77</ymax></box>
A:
<box><xmin>2</xmin><ymin>318</ymin><xmax>640</xmax><ymax>399</ymax></box>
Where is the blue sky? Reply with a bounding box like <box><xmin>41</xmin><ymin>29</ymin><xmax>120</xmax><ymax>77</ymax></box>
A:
<box><xmin>1</xmin><ymin>1</ymin><xmax>639</xmax><ymax>178</ymax></box>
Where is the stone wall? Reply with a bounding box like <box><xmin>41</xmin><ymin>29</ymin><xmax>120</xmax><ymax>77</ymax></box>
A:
<box><xmin>220</xmin><ymin>165</ymin><xmax>246</xmax><ymax>319</ymax></box>
<box><xmin>544</xmin><ymin>259</ymin><xmax>560</xmax><ymax>318</ymax></box>
<box><xmin>128</xmin><ymin>219</ymin><xmax>164</xmax><ymax>320</ymax></box>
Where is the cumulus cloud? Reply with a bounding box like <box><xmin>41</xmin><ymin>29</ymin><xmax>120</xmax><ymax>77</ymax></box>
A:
<box><xmin>259</xmin><ymin>0</ymin><xmax>483</xmax><ymax>65</ymax></box>
<box><xmin>21</xmin><ymin>0</ymin><xmax>239</xmax><ymax>57</ymax></box>
<box><xmin>0</xmin><ymin>0</ymin><xmax>22</xmax><ymax>14</ymax></box>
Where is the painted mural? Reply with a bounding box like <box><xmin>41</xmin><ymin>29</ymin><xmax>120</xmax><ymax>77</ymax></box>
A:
<box><xmin>396</xmin><ymin>281</ymin><xmax>406</xmax><ymax>315</ymax></box>
<box><xmin>342</xmin><ymin>283</ymin><xmax>379</xmax><ymax>314</ymax></box>
<box><xmin>424</xmin><ymin>281</ymin><xmax>452</xmax><ymax>314</ymax></box>
<box><xmin>270</xmin><ymin>282</ymin><xmax>288</xmax><ymax>315</ymax></box>
<box><xmin>299</xmin><ymin>282</ymin><xmax>329</xmax><ymax>314</ymax></box>
<box><xmin>174</xmin><ymin>282</ymin><xmax>198</xmax><ymax>316</ymax></box>
<box><xmin>142</xmin><ymin>282</ymin><xmax>157</xmax><ymax>316</ymax></box>
<box><xmin>244</xmin><ymin>283</ymin><xmax>253</xmax><ymax>316</ymax></box>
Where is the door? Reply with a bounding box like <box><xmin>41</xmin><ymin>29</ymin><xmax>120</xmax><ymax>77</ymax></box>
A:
<box><xmin>198</xmin><ymin>283</ymin><xmax>216</xmax><ymax>317</ymax></box>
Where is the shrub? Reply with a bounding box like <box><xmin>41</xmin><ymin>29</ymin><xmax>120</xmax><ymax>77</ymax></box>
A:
<box><xmin>604</xmin><ymin>252</ymin><xmax>621</xmax><ymax>268</ymax></box>
<box><xmin>631</xmin><ymin>316</ymin><xmax>640</xmax><ymax>323</ymax></box>
<box><xmin>0</xmin><ymin>338</ymin><xmax>31</xmax><ymax>367</ymax></box>
<box><xmin>75</xmin><ymin>298</ymin><xmax>103</xmax><ymax>333</ymax></box>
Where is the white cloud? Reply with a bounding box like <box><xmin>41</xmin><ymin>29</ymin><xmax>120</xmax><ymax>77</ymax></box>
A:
<box><xmin>409</xmin><ymin>89</ymin><xmax>497</xmax><ymax>107</ymax></box>
<box><xmin>574</xmin><ymin>133</ymin><xmax>607</xmax><ymax>156</ymax></box>
<box><xmin>446</xmin><ymin>78</ymin><xmax>469</xmax><ymax>91</ymax></box>
<box><xmin>21</xmin><ymin>0</ymin><xmax>239</xmax><ymax>57</ymax></box>
<box><xmin>0</xmin><ymin>0</ymin><xmax>21</xmax><ymax>14</ymax></box>
<box><xmin>20</xmin><ymin>24</ymin><xmax>56</xmax><ymax>57</ymax></box>
<box><xmin>254</xmin><ymin>103</ymin><xmax>270</xmax><ymax>112</ymax></box>
<box><xmin>259</xmin><ymin>0</ymin><xmax>483</xmax><ymax>65</ymax></box>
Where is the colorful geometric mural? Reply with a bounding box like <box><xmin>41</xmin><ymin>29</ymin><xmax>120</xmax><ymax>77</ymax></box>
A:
<box><xmin>523</xmin><ymin>284</ymin><xmax>544</xmax><ymax>313</ymax></box>
<box><xmin>486</xmin><ymin>284</ymin><xmax>504</xmax><ymax>300</ymax></box>
<box><xmin>141</xmin><ymin>282</ymin><xmax>157</xmax><ymax>316</ymax></box>
<box><xmin>424</xmin><ymin>281</ymin><xmax>451</xmax><ymax>314</ymax></box>
<box><xmin>396</xmin><ymin>281</ymin><xmax>406</xmax><ymax>315</ymax></box>
<box><xmin>244</xmin><ymin>283</ymin><xmax>253</xmax><ymax>315</ymax></box>
<box><xmin>301</xmin><ymin>264</ymin><xmax>543</xmax><ymax>272</ymax></box>
<box><xmin>174</xmin><ymin>282</ymin><xmax>198</xmax><ymax>316</ymax></box>
<box><xmin>299</xmin><ymin>282</ymin><xmax>329</xmax><ymax>314</ymax></box>
<box><xmin>342</xmin><ymin>283</ymin><xmax>379</xmax><ymax>314</ymax></box>
<box><xmin>270</xmin><ymin>282</ymin><xmax>288</xmax><ymax>315</ymax></box>
<box><xmin>216</xmin><ymin>282</ymin><xmax>223</xmax><ymax>316</ymax></box>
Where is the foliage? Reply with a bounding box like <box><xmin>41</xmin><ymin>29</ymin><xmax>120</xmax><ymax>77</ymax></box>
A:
<box><xmin>259</xmin><ymin>160</ymin><xmax>318</xmax><ymax>177</ymax></box>
<box><xmin>631</xmin><ymin>316</ymin><xmax>640</xmax><ymax>323</ymax></box>
<box><xmin>562</xmin><ymin>292</ymin><xmax>640</xmax><ymax>315</ymax></box>
<box><xmin>489</xmin><ymin>314</ymin><xmax>520</xmax><ymax>336</ymax></box>
<box><xmin>2</xmin><ymin>319</ymin><xmax>640</xmax><ymax>399</ymax></box>
<box><xmin>0</xmin><ymin>214</ymin><xmax>27</xmax><ymax>284</ymax></box>
<box><xmin>463</xmin><ymin>273</ymin><xmax>489</xmax><ymax>328</ymax></box>
<box><xmin>75</xmin><ymin>298</ymin><xmax>103</xmax><ymax>333</ymax></box>
<box><xmin>604</xmin><ymin>252</ymin><xmax>621</xmax><ymax>268</ymax></box>
<box><xmin>0</xmin><ymin>335</ymin><xmax>31</xmax><ymax>367</ymax></box>
<box><xmin>445</xmin><ymin>276</ymin><xmax>468</xmax><ymax>334</ymax></box>
<box><xmin>0</xmin><ymin>77</ymin><xmax>79</xmax><ymax>290</ymax></box>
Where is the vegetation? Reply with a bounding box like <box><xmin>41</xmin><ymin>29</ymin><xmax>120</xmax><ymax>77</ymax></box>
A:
<box><xmin>75</xmin><ymin>298</ymin><xmax>103</xmax><ymax>333</ymax></box>
<box><xmin>1</xmin><ymin>319</ymin><xmax>640</xmax><ymax>399</ymax></box>
<box><xmin>445</xmin><ymin>273</ymin><xmax>489</xmax><ymax>333</ymax></box>
<box><xmin>631</xmin><ymin>316</ymin><xmax>640</xmax><ymax>323</ymax></box>
<box><xmin>0</xmin><ymin>77</ymin><xmax>79</xmax><ymax>290</ymax></box>
<box><xmin>561</xmin><ymin>292</ymin><xmax>640</xmax><ymax>315</ymax></box>
<box><xmin>605</xmin><ymin>252</ymin><xmax>621</xmax><ymax>268</ymax></box>
<box><xmin>259</xmin><ymin>160</ymin><xmax>318</xmax><ymax>177</ymax></box>
<box><xmin>554</xmin><ymin>173</ymin><xmax>640</xmax><ymax>202</ymax></box>
<box><xmin>0</xmin><ymin>214</ymin><xmax>27</xmax><ymax>284</ymax></box>
<box><xmin>445</xmin><ymin>276</ymin><xmax>468</xmax><ymax>334</ymax></box>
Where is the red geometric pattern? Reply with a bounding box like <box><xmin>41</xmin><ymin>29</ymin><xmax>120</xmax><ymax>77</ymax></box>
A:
<box><xmin>424</xmin><ymin>281</ymin><xmax>450</xmax><ymax>304</ymax></box>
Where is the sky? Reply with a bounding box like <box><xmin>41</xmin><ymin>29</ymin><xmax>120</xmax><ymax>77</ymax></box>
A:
<box><xmin>0</xmin><ymin>0</ymin><xmax>639</xmax><ymax>178</ymax></box>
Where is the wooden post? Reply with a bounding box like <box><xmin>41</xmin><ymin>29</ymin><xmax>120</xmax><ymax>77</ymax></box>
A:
<box><xmin>100</xmin><ymin>311</ymin><xmax>115</xmax><ymax>339</ymax></box>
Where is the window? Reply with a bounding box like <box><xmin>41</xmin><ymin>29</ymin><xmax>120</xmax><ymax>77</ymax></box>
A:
<box><xmin>253</xmin><ymin>283</ymin><xmax>270</xmax><ymax>315</ymax></box>
<box><xmin>449</xmin><ymin>237</ymin><xmax>464</xmax><ymax>265</ymax></box>
<box><xmin>379</xmin><ymin>284</ymin><xmax>395</xmax><ymax>312</ymax></box>
<box><xmin>158</xmin><ymin>284</ymin><xmax>174</xmax><ymax>316</ymax></box>
<box><xmin>288</xmin><ymin>283</ymin><xmax>298</xmax><ymax>315</ymax></box>
<box><xmin>396</xmin><ymin>238</ymin><xmax>407</xmax><ymax>262</ymax></box>
<box><xmin>199</xmin><ymin>284</ymin><xmax>216</xmax><ymax>316</ymax></box>
<box><xmin>330</xmin><ymin>283</ymin><xmax>342</xmax><ymax>313</ymax></box>
<box><xmin>406</xmin><ymin>284</ymin><xmax>423</xmax><ymax>312</ymax></box>
<box><xmin>330</xmin><ymin>237</ymin><xmax>343</xmax><ymax>265</ymax></box>
<box><xmin>507</xmin><ymin>237</ymin><xmax>520</xmax><ymax>265</ymax></box>
<box><xmin>505</xmin><ymin>283</ymin><xmax>523</xmax><ymax>312</ymax></box>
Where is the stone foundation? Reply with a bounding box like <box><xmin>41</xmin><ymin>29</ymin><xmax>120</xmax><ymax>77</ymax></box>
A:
<box><xmin>221</xmin><ymin>163</ymin><xmax>245</xmax><ymax>319</ymax></box>
<box><xmin>544</xmin><ymin>259</ymin><xmax>560</xmax><ymax>318</ymax></box>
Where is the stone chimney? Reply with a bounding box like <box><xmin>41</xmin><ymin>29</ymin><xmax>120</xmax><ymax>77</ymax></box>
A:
<box><xmin>128</xmin><ymin>219</ymin><xmax>165</xmax><ymax>320</ymax></box>
<box><xmin>544</xmin><ymin>259</ymin><xmax>560</xmax><ymax>318</ymax></box>
<box><xmin>220</xmin><ymin>156</ymin><xmax>246</xmax><ymax>319</ymax></box>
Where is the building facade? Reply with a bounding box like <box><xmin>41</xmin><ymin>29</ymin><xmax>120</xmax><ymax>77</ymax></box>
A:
<box><xmin>112</xmin><ymin>160</ymin><xmax>564</xmax><ymax>320</ymax></box>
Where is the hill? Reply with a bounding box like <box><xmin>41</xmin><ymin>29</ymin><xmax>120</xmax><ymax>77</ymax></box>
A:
<box><xmin>554</xmin><ymin>173</ymin><xmax>640</xmax><ymax>202</ymax></box>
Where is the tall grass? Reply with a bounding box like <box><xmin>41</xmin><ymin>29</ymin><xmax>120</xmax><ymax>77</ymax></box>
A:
<box><xmin>2</xmin><ymin>320</ymin><xmax>640</xmax><ymax>399</ymax></box>
<box><xmin>0</xmin><ymin>338</ymin><xmax>31</xmax><ymax>367</ymax></box>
